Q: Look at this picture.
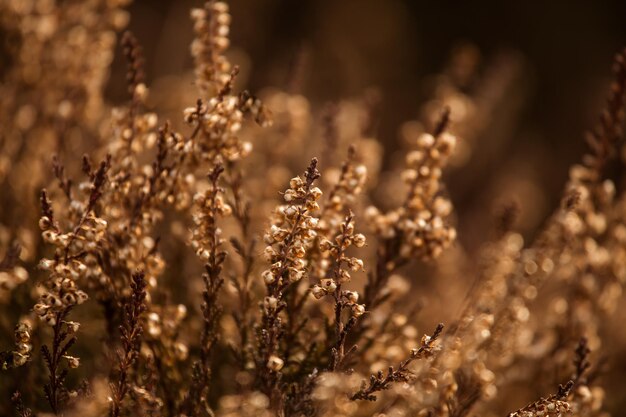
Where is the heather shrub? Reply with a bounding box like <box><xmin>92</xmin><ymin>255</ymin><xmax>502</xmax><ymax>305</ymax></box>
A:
<box><xmin>1</xmin><ymin>2</ymin><xmax>626</xmax><ymax>417</ymax></box>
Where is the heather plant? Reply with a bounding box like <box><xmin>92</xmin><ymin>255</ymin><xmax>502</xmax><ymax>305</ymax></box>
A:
<box><xmin>1</xmin><ymin>1</ymin><xmax>626</xmax><ymax>417</ymax></box>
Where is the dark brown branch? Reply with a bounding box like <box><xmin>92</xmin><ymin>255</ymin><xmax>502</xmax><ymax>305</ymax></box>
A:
<box><xmin>110</xmin><ymin>271</ymin><xmax>148</xmax><ymax>417</ymax></box>
<box><xmin>351</xmin><ymin>323</ymin><xmax>444</xmax><ymax>401</ymax></box>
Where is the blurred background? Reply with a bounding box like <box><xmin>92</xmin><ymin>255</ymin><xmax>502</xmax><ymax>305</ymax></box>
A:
<box><xmin>111</xmin><ymin>0</ymin><xmax>626</xmax><ymax>249</ymax></box>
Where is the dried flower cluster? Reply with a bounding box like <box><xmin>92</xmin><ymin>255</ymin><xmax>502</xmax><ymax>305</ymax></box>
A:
<box><xmin>1</xmin><ymin>2</ymin><xmax>626</xmax><ymax>417</ymax></box>
<box><xmin>1</xmin><ymin>321</ymin><xmax>32</xmax><ymax>370</ymax></box>
<box><xmin>366</xmin><ymin>109</ymin><xmax>457</xmax><ymax>260</ymax></box>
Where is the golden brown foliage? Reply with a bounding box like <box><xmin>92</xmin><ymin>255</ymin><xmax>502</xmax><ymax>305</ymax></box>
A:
<box><xmin>1</xmin><ymin>2</ymin><xmax>626</xmax><ymax>417</ymax></box>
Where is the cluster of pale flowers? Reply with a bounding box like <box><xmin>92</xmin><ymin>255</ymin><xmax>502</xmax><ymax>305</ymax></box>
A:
<box><xmin>190</xmin><ymin>1</ymin><xmax>232</xmax><ymax>97</ymax></box>
<box><xmin>36</xmin><ymin>214</ymin><xmax>106</xmax><ymax>326</ymax></box>
<box><xmin>311</xmin><ymin>215</ymin><xmax>367</xmax><ymax>319</ymax></box>
<box><xmin>366</xmin><ymin>130</ymin><xmax>457</xmax><ymax>260</ymax></box>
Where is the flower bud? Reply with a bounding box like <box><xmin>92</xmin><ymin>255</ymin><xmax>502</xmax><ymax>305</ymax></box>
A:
<box><xmin>309</xmin><ymin>187</ymin><xmax>322</xmax><ymax>200</ymax></box>
<box><xmin>352</xmin><ymin>304</ymin><xmax>366</xmax><ymax>317</ymax></box>
<box><xmin>64</xmin><ymin>355</ymin><xmax>80</xmax><ymax>369</ymax></box>
<box><xmin>267</xmin><ymin>355</ymin><xmax>284</xmax><ymax>371</ymax></box>
<box><xmin>311</xmin><ymin>285</ymin><xmax>325</xmax><ymax>299</ymax></box>
<box><xmin>289</xmin><ymin>177</ymin><xmax>304</xmax><ymax>189</ymax></box>
<box><xmin>264</xmin><ymin>296</ymin><xmax>278</xmax><ymax>310</ymax></box>
<box><xmin>320</xmin><ymin>279</ymin><xmax>337</xmax><ymax>293</ymax></box>
<box><xmin>344</xmin><ymin>291</ymin><xmax>359</xmax><ymax>304</ymax></box>
<box><xmin>283</xmin><ymin>189</ymin><xmax>297</xmax><ymax>202</ymax></box>
<box><xmin>352</xmin><ymin>233</ymin><xmax>366</xmax><ymax>248</ymax></box>
<box><xmin>288</xmin><ymin>268</ymin><xmax>304</xmax><ymax>283</ymax></box>
<box><xmin>417</xmin><ymin>133</ymin><xmax>435</xmax><ymax>148</ymax></box>
<box><xmin>66</xmin><ymin>321</ymin><xmax>80</xmax><ymax>333</ymax></box>
<box><xmin>262</xmin><ymin>270</ymin><xmax>276</xmax><ymax>285</ymax></box>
